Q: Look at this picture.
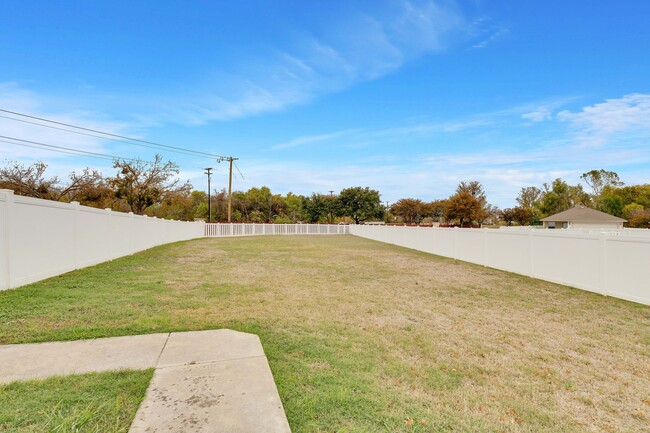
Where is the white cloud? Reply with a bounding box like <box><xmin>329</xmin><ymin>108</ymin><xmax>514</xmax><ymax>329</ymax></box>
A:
<box><xmin>472</xmin><ymin>27</ymin><xmax>509</xmax><ymax>49</ymax></box>
<box><xmin>254</xmin><ymin>94</ymin><xmax>650</xmax><ymax>207</ymax></box>
<box><xmin>557</xmin><ymin>93</ymin><xmax>650</xmax><ymax>146</ymax></box>
<box><xmin>271</xmin><ymin>129</ymin><xmax>361</xmax><ymax>150</ymax></box>
<box><xmin>522</xmin><ymin>108</ymin><xmax>552</xmax><ymax>123</ymax></box>
<box><xmin>0</xmin><ymin>3</ymin><xmax>472</xmax><ymax>128</ymax></box>
<box><xmin>269</xmin><ymin>117</ymin><xmax>499</xmax><ymax>152</ymax></box>
<box><xmin>147</xmin><ymin>1</ymin><xmax>468</xmax><ymax>125</ymax></box>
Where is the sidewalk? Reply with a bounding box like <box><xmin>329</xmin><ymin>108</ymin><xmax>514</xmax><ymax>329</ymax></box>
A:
<box><xmin>0</xmin><ymin>329</ymin><xmax>291</xmax><ymax>433</ymax></box>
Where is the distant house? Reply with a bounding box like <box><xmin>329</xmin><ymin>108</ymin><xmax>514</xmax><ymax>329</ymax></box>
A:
<box><xmin>540</xmin><ymin>206</ymin><xmax>626</xmax><ymax>230</ymax></box>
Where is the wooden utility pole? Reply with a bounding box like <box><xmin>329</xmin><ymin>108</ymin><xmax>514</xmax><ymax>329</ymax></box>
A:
<box><xmin>217</xmin><ymin>156</ymin><xmax>239</xmax><ymax>223</ymax></box>
<box><xmin>227</xmin><ymin>158</ymin><xmax>234</xmax><ymax>222</ymax></box>
<box><xmin>204</xmin><ymin>167</ymin><xmax>213</xmax><ymax>222</ymax></box>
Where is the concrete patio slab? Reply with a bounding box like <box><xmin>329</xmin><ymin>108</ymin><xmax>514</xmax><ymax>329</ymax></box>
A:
<box><xmin>0</xmin><ymin>333</ymin><xmax>168</xmax><ymax>384</ymax></box>
<box><xmin>157</xmin><ymin>329</ymin><xmax>264</xmax><ymax>368</ymax></box>
<box><xmin>129</xmin><ymin>357</ymin><xmax>291</xmax><ymax>433</ymax></box>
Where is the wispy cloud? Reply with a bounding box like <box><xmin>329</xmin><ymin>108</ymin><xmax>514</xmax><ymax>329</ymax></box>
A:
<box><xmin>1</xmin><ymin>2</ymin><xmax>474</xmax><ymax>128</ymax></box>
<box><xmin>472</xmin><ymin>27</ymin><xmax>509</xmax><ymax>49</ymax></box>
<box><xmin>149</xmin><ymin>1</ymin><xmax>469</xmax><ymax>124</ymax></box>
<box><xmin>522</xmin><ymin>108</ymin><xmax>552</xmax><ymax>123</ymax></box>
<box><xmin>254</xmin><ymin>94</ymin><xmax>650</xmax><ymax>206</ymax></box>
<box><xmin>271</xmin><ymin>129</ymin><xmax>361</xmax><ymax>150</ymax></box>
<box><xmin>268</xmin><ymin>99</ymin><xmax>568</xmax><ymax>152</ymax></box>
<box><xmin>520</xmin><ymin>97</ymin><xmax>579</xmax><ymax>124</ymax></box>
<box><xmin>467</xmin><ymin>14</ymin><xmax>510</xmax><ymax>50</ymax></box>
<box><xmin>557</xmin><ymin>93</ymin><xmax>650</xmax><ymax>146</ymax></box>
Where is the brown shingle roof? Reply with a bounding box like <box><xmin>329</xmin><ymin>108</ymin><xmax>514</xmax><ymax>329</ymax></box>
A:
<box><xmin>540</xmin><ymin>206</ymin><xmax>626</xmax><ymax>223</ymax></box>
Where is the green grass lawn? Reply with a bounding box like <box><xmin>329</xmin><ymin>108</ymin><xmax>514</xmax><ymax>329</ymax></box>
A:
<box><xmin>0</xmin><ymin>369</ymin><xmax>153</xmax><ymax>433</ymax></box>
<box><xmin>0</xmin><ymin>235</ymin><xmax>648</xmax><ymax>432</ymax></box>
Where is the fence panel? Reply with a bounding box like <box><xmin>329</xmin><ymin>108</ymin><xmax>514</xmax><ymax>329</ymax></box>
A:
<box><xmin>76</xmin><ymin>205</ymin><xmax>112</xmax><ymax>268</ymax></box>
<box><xmin>531</xmin><ymin>231</ymin><xmax>603</xmax><ymax>294</ymax></box>
<box><xmin>0</xmin><ymin>190</ymin><xmax>204</xmax><ymax>291</ymax></box>
<box><xmin>484</xmin><ymin>230</ymin><xmax>530</xmax><ymax>275</ymax></box>
<box><xmin>10</xmin><ymin>195</ymin><xmax>76</xmax><ymax>288</ymax></box>
<box><xmin>349</xmin><ymin>225</ymin><xmax>649</xmax><ymax>305</ymax></box>
<box><xmin>605</xmin><ymin>236</ymin><xmax>650</xmax><ymax>304</ymax></box>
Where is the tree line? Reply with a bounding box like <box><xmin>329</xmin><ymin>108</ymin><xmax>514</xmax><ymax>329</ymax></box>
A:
<box><xmin>0</xmin><ymin>158</ymin><xmax>386</xmax><ymax>224</ymax></box>
<box><xmin>389</xmin><ymin>170</ymin><xmax>650</xmax><ymax>228</ymax></box>
<box><xmin>389</xmin><ymin>181</ymin><xmax>497</xmax><ymax>227</ymax></box>
<box><xmin>503</xmin><ymin>170</ymin><xmax>650</xmax><ymax>228</ymax></box>
<box><xmin>1</xmin><ymin>159</ymin><xmax>648</xmax><ymax>228</ymax></box>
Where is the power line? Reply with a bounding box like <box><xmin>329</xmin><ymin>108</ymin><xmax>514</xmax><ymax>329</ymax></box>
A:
<box><xmin>0</xmin><ymin>135</ymin><xmax>155</xmax><ymax>164</ymax></box>
<box><xmin>0</xmin><ymin>108</ymin><xmax>231</xmax><ymax>160</ymax></box>
<box><xmin>0</xmin><ymin>114</ymin><xmax>216</xmax><ymax>159</ymax></box>
<box><xmin>0</xmin><ymin>139</ymin><xmax>118</xmax><ymax>161</ymax></box>
<box><xmin>234</xmin><ymin>161</ymin><xmax>246</xmax><ymax>181</ymax></box>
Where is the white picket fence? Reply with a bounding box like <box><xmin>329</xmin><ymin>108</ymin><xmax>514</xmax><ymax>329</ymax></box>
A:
<box><xmin>0</xmin><ymin>190</ymin><xmax>205</xmax><ymax>291</ymax></box>
<box><xmin>204</xmin><ymin>223</ymin><xmax>348</xmax><ymax>237</ymax></box>
<box><xmin>349</xmin><ymin>225</ymin><xmax>650</xmax><ymax>305</ymax></box>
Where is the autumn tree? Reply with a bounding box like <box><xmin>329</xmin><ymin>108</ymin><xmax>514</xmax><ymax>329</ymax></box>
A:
<box><xmin>428</xmin><ymin>199</ymin><xmax>447</xmax><ymax>222</ymax></box>
<box><xmin>445</xmin><ymin>191</ymin><xmax>484</xmax><ymax>227</ymax></box>
<box><xmin>148</xmin><ymin>188</ymin><xmax>195</xmax><ymax>221</ymax></box>
<box><xmin>456</xmin><ymin>180</ymin><xmax>486</xmax><ymax>200</ymax></box>
<box><xmin>59</xmin><ymin>168</ymin><xmax>114</xmax><ymax>208</ymax></box>
<box><xmin>336</xmin><ymin>186</ymin><xmax>383</xmax><ymax>224</ymax></box>
<box><xmin>512</xmin><ymin>206</ymin><xmax>533</xmax><ymax>226</ymax></box>
<box><xmin>390</xmin><ymin>198</ymin><xmax>427</xmax><ymax>224</ymax></box>
<box><xmin>110</xmin><ymin>155</ymin><xmax>192</xmax><ymax>215</ymax></box>
<box><xmin>0</xmin><ymin>161</ymin><xmax>60</xmax><ymax>199</ymax></box>
<box><xmin>500</xmin><ymin>208</ymin><xmax>516</xmax><ymax>226</ymax></box>
<box><xmin>0</xmin><ymin>161</ymin><xmax>111</xmax><ymax>208</ymax></box>
<box><xmin>444</xmin><ymin>181</ymin><xmax>491</xmax><ymax>227</ymax></box>
<box><xmin>626</xmin><ymin>209</ymin><xmax>650</xmax><ymax>228</ymax></box>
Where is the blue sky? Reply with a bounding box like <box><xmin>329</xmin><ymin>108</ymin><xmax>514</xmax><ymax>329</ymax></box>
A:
<box><xmin>1</xmin><ymin>0</ymin><xmax>649</xmax><ymax>207</ymax></box>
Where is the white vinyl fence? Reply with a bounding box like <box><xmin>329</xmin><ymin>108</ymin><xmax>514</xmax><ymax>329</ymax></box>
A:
<box><xmin>0</xmin><ymin>190</ymin><xmax>205</xmax><ymax>291</ymax></box>
<box><xmin>205</xmin><ymin>223</ymin><xmax>349</xmax><ymax>237</ymax></box>
<box><xmin>350</xmin><ymin>225</ymin><xmax>650</xmax><ymax>305</ymax></box>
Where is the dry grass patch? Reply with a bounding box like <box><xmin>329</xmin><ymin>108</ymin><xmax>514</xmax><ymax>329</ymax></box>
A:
<box><xmin>0</xmin><ymin>235</ymin><xmax>648</xmax><ymax>432</ymax></box>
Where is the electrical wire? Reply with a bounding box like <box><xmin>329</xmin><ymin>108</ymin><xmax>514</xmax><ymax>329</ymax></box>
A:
<box><xmin>234</xmin><ymin>161</ymin><xmax>246</xmax><ymax>180</ymax></box>
<box><xmin>0</xmin><ymin>114</ymin><xmax>217</xmax><ymax>159</ymax></box>
<box><xmin>0</xmin><ymin>108</ymin><xmax>231</xmax><ymax>159</ymax></box>
<box><xmin>0</xmin><ymin>135</ymin><xmax>155</xmax><ymax>164</ymax></box>
<box><xmin>0</xmin><ymin>139</ymin><xmax>118</xmax><ymax>161</ymax></box>
<box><xmin>1</xmin><ymin>136</ymin><xmax>219</xmax><ymax>172</ymax></box>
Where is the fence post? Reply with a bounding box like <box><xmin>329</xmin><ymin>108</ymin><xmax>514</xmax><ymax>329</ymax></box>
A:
<box><xmin>1</xmin><ymin>190</ymin><xmax>14</xmax><ymax>290</ymax></box>
<box><xmin>71</xmin><ymin>201</ymin><xmax>80</xmax><ymax>270</ymax></box>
